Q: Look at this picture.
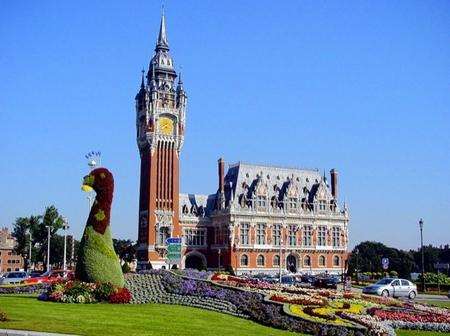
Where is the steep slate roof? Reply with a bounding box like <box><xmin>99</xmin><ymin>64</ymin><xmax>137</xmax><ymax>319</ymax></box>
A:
<box><xmin>179</xmin><ymin>193</ymin><xmax>216</xmax><ymax>218</ymax></box>
<box><xmin>223</xmin><ymin>162</ymin><xmax>332</xmax><ymax>206</ymax></box>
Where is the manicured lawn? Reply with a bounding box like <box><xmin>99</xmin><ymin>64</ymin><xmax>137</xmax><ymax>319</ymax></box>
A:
<box><xmin>424</xmin><ymin>300</ymin><xmax>450</xmax><ymax>308</ymax></box>
<box><xmin>0</xmin><ymin>295</ymin><xmax>447</xmax><ymax>336</ymax></box>
<box><xmin>0</xmin><ymin>295</ymin><xmax>297</xmax><ymax>336</ymax></box>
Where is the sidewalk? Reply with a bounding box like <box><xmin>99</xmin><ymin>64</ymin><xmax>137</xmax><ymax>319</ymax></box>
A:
<box><xmin>0</xmin><ymin>330</ymin><xmax>77</xmax><ymax>336</ymax></box>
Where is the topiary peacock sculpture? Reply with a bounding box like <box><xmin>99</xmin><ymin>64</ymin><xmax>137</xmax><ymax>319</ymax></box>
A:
<box><xmin>76</xmin><ymin>167</ymin><xmax>124</xmax><ymax>287</ymax></box>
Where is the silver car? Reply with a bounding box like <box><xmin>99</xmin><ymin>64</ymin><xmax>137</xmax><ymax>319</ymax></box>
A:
<box><xmin>0</xmin><ymin>271</ymin><xmax>29</xmax><ymax>285</ymax></box>
<box><xmin>362</xmin><ymin>277</ymin><xmax>417</xmax><ymax>299</ymax></box>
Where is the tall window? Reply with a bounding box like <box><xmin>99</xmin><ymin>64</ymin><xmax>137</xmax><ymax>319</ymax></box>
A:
<box><xmin>304</xmin><ymin>255</ymin><xmax>311</xmax><ymax>267</ymax></box>
<box><xmin>240</xmin><ymin>223</ymin><xmax>250</xmax><ymax>245</ymax></box>
<box><xmin>319</xmin><ymin>255</ymin><xmax>326</xmax><ymax>267</ymax></box>
<box><xmin>318</xmin><ymin>200</ymin><xmax>327</xmax><ymax>211</ymax></box>
<box><xmin>183</xmin><ymin>229</ymin><xmax>206</xmax><ymax>246</ymax></box>
<box><xmin>317</xmin><ymin>226</ymin><xmax>326</xmax><ymax>246</ymax></box>
<box><xmin>257</xmin><ymin>195</ymin><xmax>267</xmax><ymax>208</ymax></box>
<box><xmin>288</xmin><ymin>225</ymin><xmax>297</xmax><ymax>246</ymax></box>
<box><xmin>332</xmin><ymin>227</ymin><xmax>341</xmax><ymax>247</ymax></box>
<box><xmin>241</xmin><ymin>254</ymin><xmax>249</xmax><ymax>266</ymax></box>
<box><xmin>256</xmin><ymin>223</ymin><xmax>266</xmax><ymax>245</ymax></box>
<box><xmin>158</xmin><ymin>227</ymin><xmax>170</xmax><ymax>246</ymax></box>
<box><xmin>215</xmin><ymin>227</ymin><xmax>229</xmax><ymax>245</ymax></box>
<box><xmin>273</xmin><ymin>255</ymin><xmax>280</xmax><ymax>266</ymax></box>
<box><xmin>333</xmin><ymin>255</ymin><xmax>340</xmax><ymax>266</ymax></box>
<box><xmin>272</xmin><ymin>224</ymin><xmax>281</xmax><ymax>246</ymax></box>
<box><xmin>289</xmin><ymin>197</ymin><xmax>297</xmax><ymax>210</ymax></box>
<box><xmin>302</xmin><ymin>225</ymin><xmax>312</xmax><ymax>246</ymax></box>
<box><xmin>257</xmin><ymin>254</ymin><xmax>265</xmax><ymax>267</ymax></box>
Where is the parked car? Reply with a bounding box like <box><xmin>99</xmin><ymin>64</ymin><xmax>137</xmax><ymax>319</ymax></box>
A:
<box><xmin>23</xmin><ymin>269</ymin><xmax>74</xmax><ymax>285</ymax></box>
<box><xmin>313</xmin><ymin>276</ymin><xmax>339</xmax><ymax>289</ymax></box>
<box><xmin>362</xmin><ymin>278</ymin><xmax>417</xmax><ymax>299</ymax></box>
<box><xmin>0</xmin><ymin>271</ymin><xmax>29</xmax><ymax>285</ymax></box>
<box><xmin>280</xmin><ymin>275</ymin><xmax>296</xmax><ymax>285</ymax></box>
<box><xmin>28</xmin><ymin>270</ymin><xmax>44</xmax><ymax>278</ymax></box>
<box><xmin>301</xmin><ymin>274</ymin><xmax>316</xmax><ymax>284</ymax></box>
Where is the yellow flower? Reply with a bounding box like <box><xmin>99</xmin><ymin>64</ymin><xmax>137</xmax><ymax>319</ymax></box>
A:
<box><xmin>95</xmin><ymin>209</ymin><xmax>106</xmax><ymax>221</ymax></box>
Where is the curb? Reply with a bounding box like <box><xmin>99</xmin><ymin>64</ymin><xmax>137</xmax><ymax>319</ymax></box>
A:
<box><xmin>0</xmin><ymin>329</ymin><xmax>77</xmax><ymax>336</ymax></box>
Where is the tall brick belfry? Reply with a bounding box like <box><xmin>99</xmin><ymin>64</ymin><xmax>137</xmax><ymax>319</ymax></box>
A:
<box><xmin>135</xmin><ymin>13</ymin><xmax>187</xmax><ymax>269</ymax></box>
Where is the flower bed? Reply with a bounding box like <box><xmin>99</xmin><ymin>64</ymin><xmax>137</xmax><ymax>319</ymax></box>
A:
<box><xmin>368</xmin><ymin>308</ymin><xmax>450</xmax><ymax>324</ymax></box>
<box><xmin>38</xmin><ymin>280</ymin><xmax>130</xmax><ymax>304</ymax></box>
<box><xmin>0</xmin><ymin>283</ymin><xmax>49</xmax><ymax>295</ymax></box>
<box><xmin>270</xmin><ymin>293</ymin><xmax>327</xmax><ymax>306</ymax></box>
<box><xmin>127</xmin><ymin>271</ymin><xmax>365</xmax><ymax>336</ymax></box>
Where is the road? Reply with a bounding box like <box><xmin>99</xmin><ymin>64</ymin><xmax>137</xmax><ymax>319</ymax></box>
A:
<box><xmin>345</xmin><ymin>285</ymin><xmax>448</xmax><ymax>302</ymax></box>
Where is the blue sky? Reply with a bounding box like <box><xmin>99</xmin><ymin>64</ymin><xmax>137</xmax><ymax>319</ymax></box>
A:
<box><xmin>1</xmin><ymin>1</ymin><xmax>449</xmax><ymax>250</ymax></box>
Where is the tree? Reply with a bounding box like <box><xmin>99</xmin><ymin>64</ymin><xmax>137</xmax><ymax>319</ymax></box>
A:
<box><xmin>35</xmin><ymin>206</ymin><xmax>64</xmax><ymax>264</ymax></box>
<box><xmin>113</xmin><ymin>239</ymin><xmax>137</xmax><ymax>262</ymax></box>
<box><xmin>347</xmin><ymin>241</ymin><xmax>415</xmax><ymax>279</ymax></box>
<box><xmin>12</xmin><ymin>217</ymin><xmax>30</xmax><ymax>257</ymax></box>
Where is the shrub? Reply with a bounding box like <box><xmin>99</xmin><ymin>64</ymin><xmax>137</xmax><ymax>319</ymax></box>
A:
<box><xmin>122</xmin><ymin>262</ymin><xmax>131</xmax><ymax>274</ymax></box>
<box><xmin>94</xmin><ymin>282</ymin><xmax>116</xmax><ymax>301</ymax></box>
<box><xmin>389</xmin><ymin>271</ymin><xmax>398</xmax><ymax>278</ymax></box>
<box><xmin>0</xmin><ymin>310</ymin><xmax>8</xmax><ymax>322</ymax></box>
<box><xmin>109</xmin><ymin>287</ymin><xmax>131</xmax><ymax>304</ymax></box>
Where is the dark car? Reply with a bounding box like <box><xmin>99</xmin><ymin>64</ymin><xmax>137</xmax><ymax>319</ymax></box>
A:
<box><xmin>301</xmin><ymin>274</ymin><xmax>316</xmax><ymax>284</ymax></box>
<box><xmin>313</xmin><ymin>276</ymin><xmax>338</xmax><ymax>289</ymax></box>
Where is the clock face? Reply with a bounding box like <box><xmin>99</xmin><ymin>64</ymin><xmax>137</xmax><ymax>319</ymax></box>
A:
<box><xmin>158</xmin><ymin>117</ymin><xmax>174</xmax><ymax>135</ymax></box>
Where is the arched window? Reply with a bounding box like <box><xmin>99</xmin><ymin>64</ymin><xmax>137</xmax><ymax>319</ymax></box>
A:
<box><xmin>304</xmin><ymin>255</ymin><xmax>311</xmax><ymax>267</ymax></box>
<box><xmin>273</xmin><ymin>255</ymin><xmax>280</xmax><ymax>267</ymax></box>
<box><xmin>240</xmin><ymin>254</ymin><xmax>249</xmax><ymax>266</ymax></box>
<box><xmin>333</xmin><ymin>255</ymin><xmax>340</xmax><ymax>266</ymax></box>
<box><xmin>319</xmin><ymin>255</ymin><xmax>326</xmax><ymax>267</ymax></box>
<box><xmin>257</xmin><ymin>254</ymin><xmax>265</xmax><ymax>267</ymax></box>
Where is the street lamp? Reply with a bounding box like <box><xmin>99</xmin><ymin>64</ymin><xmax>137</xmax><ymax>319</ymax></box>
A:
<box><xmin>62</xmin><ymin>217</ymin><xmax>70</xmax><ymax>271</ymax></box>
<box><xmin>419</xmin><ymin>218</ymin><xmax>425</xmax><ymax>292</ymax></box>
<box><xmin>355</xmin><ymin>248</ymin><xmax>360</xmax><ymax>285</ymax></box>
<box><xmin>279</xmin><ymin>237</ymin><xmax>283</xmax><ymax>284</ymax></box>
<box><xmin>218</xmin><ymin>248</ymin><xmax>221</xmax><ymax>272</ymax></box>
<box><xmin>26</xmin><ymin>229</ymin><xmax>32</xmax><ymax>271</ymax></box>
<box><xmin>45</xmin><ymin>225</ymin><xmax>51</xmax><ymax>271</ymax></box>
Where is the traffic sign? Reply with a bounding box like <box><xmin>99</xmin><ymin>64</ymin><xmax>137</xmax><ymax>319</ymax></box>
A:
<box><xmin>382</xmin><ymin>257</ymin><xmax>389</xmax><ymax>270</ymax></box>
<box><xmin>166</xmin><ymin>237</ymin><xmax>182</xmax><ymax>264</ymax></box>
<box><xmin>166</xmin><ymin>237</ymin><xmax>182</xmax><ymax>245</ymax></box>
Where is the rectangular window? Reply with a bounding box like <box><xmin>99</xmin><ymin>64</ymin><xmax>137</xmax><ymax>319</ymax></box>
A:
<box><xmin>256</xmin><ymin>223</ymin><xmax>266</xmax><ymax>245</ymax></box>
<box><xmin>240</xmin><ymin>223</ymin><xmax>250</xmax><ymax>245</ymax></box>
<box><xmin>289</xmin><ymin>225</ymin><xmax>297</xmax><ymax>246</ymax></box>
<box><xmin>272</xmin><ymin>224</ymin><xmax>281</xmax><ymax>246</ymax></box>
<box><xmin>183</xmin><ymin>229</ymin><xmax>206</xmax><ymax>246</ymax></box>
<box><xmin>257</xmin><ymin>195</ymin><xmax>266</xmax><ymax>208</ymax></box>
<box><xmin>318</xmin><ymin>226</ymin><xmax>326</xmax><ymax>246</ymax></box>
<box><xmin>289</xmin><ymin>197</ymin><xmax>297</xmax><ymax>209</ymax></box>
<box><xmin>332</xmin><ymin>227</ymin><xmax>341</xmax><ymax>247</ymax></box>
<box><xmin>303</xmin><ymin>225</ymin><xmax>312</xmax><ymax>247</ymax></box>
<box><xmin>318</xmin><ymin>200</ymin><xmax>327</xmax><ymax>211</ymax></box>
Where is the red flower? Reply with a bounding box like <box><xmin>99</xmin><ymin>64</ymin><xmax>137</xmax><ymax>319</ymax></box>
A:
<box><xmin>109</xmin><ymin>287</ymin><xmax>131</xmax><ymax>304</ymax></box>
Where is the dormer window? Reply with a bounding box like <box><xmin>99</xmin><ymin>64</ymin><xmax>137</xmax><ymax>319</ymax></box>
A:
<box><xmin>318</xmin><ymin>200</ymin><xmax>327</xmax><ymax>211</ymax></box>
<box><xmin>257</xmin><ymin>195</ymin><xmax>266</xmax><ymax>208</ymax></box>
<box><xmin>289</xmin><ymin>197</ymin><xmax>297</xmax><ymax>209</ymax></box>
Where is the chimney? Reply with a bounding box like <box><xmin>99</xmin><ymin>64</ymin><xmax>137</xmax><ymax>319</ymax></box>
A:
<box><xmin>218</xmin><ymin>158</ymin><xmax>225</xmax><ymax>193</ymax></box>
<box><xmin>330</xmin><ymin>169</ymin><xmax>338</xmax><ymax>199</ymax></box>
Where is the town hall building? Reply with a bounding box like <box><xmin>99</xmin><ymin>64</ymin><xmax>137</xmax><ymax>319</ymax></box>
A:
<box><xmin>135</xmin><ymin>14</ymin><xmax>349</xmax><ymax>275</ymax></box>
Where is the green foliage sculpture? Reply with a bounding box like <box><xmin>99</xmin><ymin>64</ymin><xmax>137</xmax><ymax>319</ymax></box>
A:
<box><xmin>76</xmin><ymin>167</ymin><xmax>124</xmax><ymax>287</ymax></box>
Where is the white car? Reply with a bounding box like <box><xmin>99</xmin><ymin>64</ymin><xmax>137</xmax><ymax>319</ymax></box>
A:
<box><xmin>0</xmin><ymin>271</ymin><xmax>29</xmax><ymax>285</ymax></box>
<box><xmin>362</xmin><ymin>278</ymin><xmax>417</xmax><ymax>299</ymax></box>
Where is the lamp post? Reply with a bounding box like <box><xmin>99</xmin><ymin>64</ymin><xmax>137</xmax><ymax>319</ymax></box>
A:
<box><xmin>218</xmin><ymin>248</ymin><xmax>221</xmax><ymax>272</ymax></box>
<box><xmin>279</xmin><ymin>237</ymin><xmax>283</xmax><ymax>284</ymax></box>
<box><xmin>45</xmin><ymin>225</ymin><xmax>51</xmax><ymax>271</ymax></box>
<box><xmin>26</xmin><ymin>229</ymin><xmax>32</xmax><ymax>271</ymax></box>
<box><xmin>419</xmin><ymin>218</ymin><xmax>425</xmax><ymax>292</ymax></box>
<box><xmin>355</xmin><ymin>248</ymin><xmax>360</xmax><ymax>285</ymax></box>
<box><xmin>62</xmin><ymin>217</ymin><xmax>70</xmax><ymax>271</ymax></box>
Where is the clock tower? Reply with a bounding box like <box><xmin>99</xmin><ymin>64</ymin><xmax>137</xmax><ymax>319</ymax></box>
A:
<box><xmin>135</xmin><ymin>14</ymin><xmax>187</xmax><ymax>268</ymax></box>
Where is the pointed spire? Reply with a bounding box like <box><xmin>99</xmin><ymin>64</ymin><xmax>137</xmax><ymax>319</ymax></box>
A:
<box><xmin>156</xmin><ymin>9</ymin><xmax>169</xmax><ymax>51</ymax></box>
<box><xmin>140</xmin><ymin>69</ymin><xmax>145</xmax><ymax>89</ymax></box>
